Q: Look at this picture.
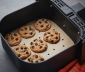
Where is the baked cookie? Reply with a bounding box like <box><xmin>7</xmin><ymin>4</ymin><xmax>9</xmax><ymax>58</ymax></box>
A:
<box><xmin>43</xmin><ymin>30</ymin><xmax>60</xmax><ymax>44</ymax></box>
<box><xmin>30</xmin><ymin>38</ymin><xmax>48</xmax><ymax>53</ymax></box>
<box><xmin>19</xmin><ymin>25</ymin><xmax>35</xmax><ymax>38</ymax></box>
<box><xmin>5</xmin><ymin>32</ymin><xmax>22</xmax><ymax>46</ymax></box>
<box><xmin>13</xmin><ymin>44</ymin><xmax>31</xmax><ymax>60</ymax></box>
<box><xmin>34</xmin><ymin>18</ymin><xmax>51</xmax><ymax>32</ymax></box>
<box><xmin>27</xmin><ymin>54</ymin><xmax>44</xmax><ymax>63</ymax></box>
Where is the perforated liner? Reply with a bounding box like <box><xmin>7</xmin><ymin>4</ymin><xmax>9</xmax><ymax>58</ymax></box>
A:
<box><xmin>12</xmin><ymin>20</ymin><xmax>74</xmax><ymax>61</ymax></box>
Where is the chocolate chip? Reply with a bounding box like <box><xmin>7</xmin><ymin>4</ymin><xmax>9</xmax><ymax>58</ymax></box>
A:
<box><xmin>51</xmin><ymin>40</ymin><xmax>54</xmax><ymax>43</ymax></box>
<box><xmin>35</xmin><ymin>43</ymin><xmax>38</xmax><ymax>46</ymax></box>
<box><xmin>41</xmin><ymin>25</ymin><xmax>44</xmax><ymax>28</ymax></box>
<box><xmin>56</xmin><ymin>37</ymin><xmax>58</xmax><ymax>39</ymax></box>
<box><xmin>34</xmin><ymin>39</ymin><xmax>37</xmax><ymax>42</ymax></box>
<box><xmin>30</xmin><ymin>42</ymin><xmax>33</xmax><ymax>45</ymax></box>
<box><xmin>40</xmin><ymin>40</ymin><xmax>43</xmax><ymax>43</ymax></box>
<box><xmin>29</xmin><ymin>32</ymin><xmax>33</xmax><ymax>35</ymax></box>
<box><xmin>48</xmin><ymin>32</ymin><xmax>50</xmax><ymax>34</ymax></box>
<box><xmin>53</xmin><ymin>29</ymin><xmax>55</xmax><ymax>30</ymax></box>
<box><xmin>28</xmin><ymin>58</ymin><xmax>30</xmax><ymax>61</ymax></box>
<box><xmin>25</xmin><ymin>27</ymin><xmax>27</xmax><ymax>30</ymax></box>
<box><xmin>44</xmin><ymin>33</ymin><xmax>47</xmax><ymax>36</ymax></box>
<box><xmin>24</xmin><ymin>47</ymin><xmax>27</xmax><ymax>49</ymax></box>
<box><xmin>51</xmin><ymin>34</ymin><xmax>53</xmax><ymax>37</ymax></box>
<box><xmin>21</xmin><ymin>47</ymin><xmax>23</xmax><ymax>49</ymax></box>
<box><xmin>32</xmin><ymin>46</ymin><xmax>34</xmax><ymax>49</ymax></box>
<box><xmin>29</xmin><ymin>27</ymin><xmax>32</xmax><ymax>30</ymax></box>
<box><xmin>46</xmin><ymin>36</ymin><xmax>49</xmax><ymax>38</ymax></box>
<box><xmin>40</xmin><ymin>46</ymin><xmax>42</xmax><ymax>48</ymax></box>
<box><xmin>24</xmin><ymin>32</ymin><xmax>28</xmax><ymax>35</ymax></box>
<box><xmin>39</xmin><ymin>21</ymin><xmax>42</xmax><ymax>24</ymax></box>
<box><xmin>26</xmin><ymin>52</ymin><xmax>29</xmax><ymax>54</ymax></box>
<box><xmin>35</xmin><ymin>55</ymin><xmax>38</xmax><ymax>58</ymax></box>
<box><xmin>14</xmin><ymin>33</ymin><xmax>17</xmax><ymax>36</ymax></box>
<box><xmin>16</xmin><ymin>48</ymin><xmax>19</xmax><ymax>50</ymax></box>
<box><xmin>21</xmin><ymin>29</ymin><xmax>23</xmax><ymax>31</ymax></box>
<box><xmin>41</xmin><ymin>58</ymin><xmax>44</xmax><ymax>61</ymax></box>
<box><xmin>16</xmin><ymin>38</ymin><xmax>18</xmax><ymax>41</ymax></box>
<box><xmin>18</xmin><ymin>54</ymin><xmax>21</xmax><ymax>57</ymax></box>
<box><xmin>55</xmin><ymin>32</ymin><xmax>58</xmax><ymax>34</ymax></box>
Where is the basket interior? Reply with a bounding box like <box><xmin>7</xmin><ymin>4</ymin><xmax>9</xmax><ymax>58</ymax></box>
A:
<box><xmin>0</xmin><ymin>1</ymin><xmax>80</xmax><ymax>43</ymax></box>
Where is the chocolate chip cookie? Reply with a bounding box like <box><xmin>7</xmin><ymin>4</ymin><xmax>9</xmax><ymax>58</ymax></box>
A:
<box><xmin>13</xmin><ymin>44</ymin><xmax>31</xmax><ymax>60</ymax></box>
<box><xmin>27</xmin><ymin>54</ymin><xmax>44</xmax><ymax>63</ymax></box>
<box><xmin>43</xmin><ymin>30</ymin><xmax>60</xmax><ymax>44</ymax></box>
<box><xmin>30</xmin><ymin>38</ymin><xmax>48</xmax><ymax>53</ymax></box>
<box><xmin>34</xmin><ymin>18</ymin><xmax>51</xmax><ymax>32</ymax></box>
<box><xmin>19</xmin><ymin>25</ymin><xmax>35</xmax><ymax>38</ymax></box>
<box><xmin>5</xmin><ymin>32</ymin><xmax>22</xmax><ymax>46</ymax></box>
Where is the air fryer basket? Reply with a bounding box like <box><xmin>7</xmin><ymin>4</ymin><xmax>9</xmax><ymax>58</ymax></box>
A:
<box><xmin>0</xmin><ymin>0</ymin><xmax>85</xmax><ymax>72</ymax></box>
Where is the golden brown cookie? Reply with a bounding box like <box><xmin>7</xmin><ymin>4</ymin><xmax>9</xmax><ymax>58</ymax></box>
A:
<box><xmin>5</xmin><ymin>32</ymin><xmax>22</xmax><ymax>46</ymax></box>
<box><xmin>27</xmin><ymin>54</ymin><xmax>44</xmax><ymax>63</ymax></box>
<box><xmin>43</xmin><ymin>30</ymin><xmax>60</xmax><ymax>44</ymax></box>
<box><xmin>13</xmin><ymin>44</ymin><xmax>31</xmax><ymax>60</ymax></box>
<box><xmin>19</xmin><ymin>25</ymin><xmax>35</xmax><ymax>38</ymax></box>
<box><xmin>34</xmin><ymin>18</ymin><xmax>51</xmax><ymax>32</ymax></box>
<box><xmin>30</xmin><ymin>38</ymin><xmax>48</xmax><ymax>53</ymax></box>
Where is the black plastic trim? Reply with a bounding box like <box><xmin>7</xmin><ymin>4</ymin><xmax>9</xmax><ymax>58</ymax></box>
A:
<box><xmin>51</xmin><ymin>0</ymin><xmax>85</xmax><ymax>41</ymax></box>
<box><xmin>51</xmin><ymin>0</ymin><xmax>85</xmax><ymax>65</ymax></box>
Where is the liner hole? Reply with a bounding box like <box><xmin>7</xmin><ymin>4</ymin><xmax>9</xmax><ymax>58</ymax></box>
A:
<box><xmin>63</xmin><ymin>45</ymin><xmax>65</xmax><ymax>47</ymax></box>
<box><xmin>48</xmin><ymin>53</ymin><xmax>50</xmax><ymax>55</ymax></box>
<box><xmin>23</xmin><ymin>43</ymin><xmax>25</xmax><ymax>45</ymax></box>
<box><xmin>39</xmin><ymin>37</ymin><xmax>41</xmax><ymax>39</ymax></box>
<box><xmin>53</xmin><ymin>49</ymin><xmax>55</xmax><ymax>50</ymax></box>
<box><xmin>62</xmin><ymin>39</ymin><xmax>64</xmax><ymax>40</ymax></box>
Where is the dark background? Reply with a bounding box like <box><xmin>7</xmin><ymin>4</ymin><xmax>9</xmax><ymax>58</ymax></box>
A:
<box><xmin>0</xmin><ymin>0</ymin><xmax>85</xmax><ymax>72</ymax></box>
